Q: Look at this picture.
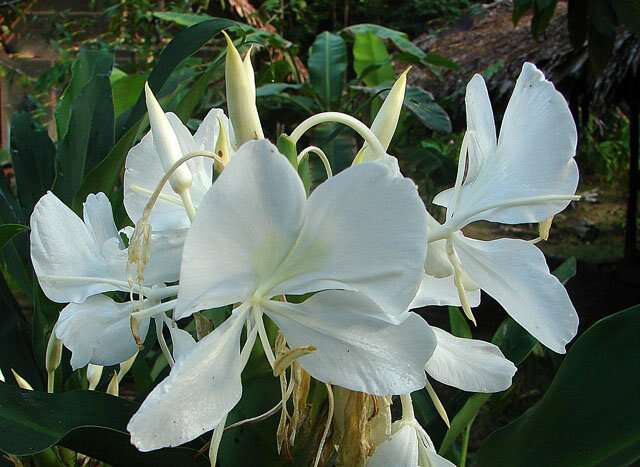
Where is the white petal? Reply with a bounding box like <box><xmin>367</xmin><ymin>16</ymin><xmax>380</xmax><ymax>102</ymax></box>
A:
<box><xmin>415</xmin><ymin>424</ymin><xmax>455</xmax><ymax>467</ymax></box>
<box><xmin>273</xmin><ymin>161</ymin><xmax>428</xmax><ymax>319</ymax></box>
<box><xmin>123</xmin><ymin>113</ymin><xmax>214</xmax><ymax>230</ymax></box>
<box><xmin>30</xmin><ymin>192</ymin><xmax>129</xmax><ymax>303</ymax></box>
<box><xmin>168</xmin><ymin>324</ymin><xmax>197</xmax><ymax>362</ymax></box>
<box><xmin>438</xmin><ymin>63</ymin><xmax>578</xmax><ymax>225</ymax></box>
<box><xmin>463</xmin><ymin>74</ymin><xmax>496</xmax><ymax>184</ymax></box>
<box><xmin>55</xmin><ymin>295</ymin><xmax>147</xmax><ymax>370</ymax></box>
<box><xmin>263</xmin><ymin>290</ymin><xmax>435</xmax><ymax>396</ymax></box>
<box><xmin>175</xmin><ymin>140</ymin><xmax>306</xmax><ymax>318</ymax></box>
<box><xmin>409</xmin><ymin>274</ymin><xmax>480</xmax><ymax>309</ymax></box>
<box><xmin>367</xmin><ymin>423</ymin><xmax>418</xmax><ymax>467</ymax></box>
<box><xmin>83</xmin><ymin>193</ymin><xmax>120</xmax><ymax>247</ymax></box>
<box><xmin>193</xmin><ymin>107</ymin><xmax>235</xmax><ymax>152</ymax></box>
<box><xmin>127</xmin><ymin>308</ymin><xmax>247</xmax><ymax>451</ymax></box>
<box><xmin>144</xmin><ymin>228</ymin><xmax>188</xmax><ymax>284</ymax></box>
<box><xmin>454</xmin><ymin>235</ymin><xmax>578</xmax><ymax>353</ymax></box>
<box><xmin>426</xmin><ymin>327</ymin><xmax>516</xmax><ymax>392</ymax></box>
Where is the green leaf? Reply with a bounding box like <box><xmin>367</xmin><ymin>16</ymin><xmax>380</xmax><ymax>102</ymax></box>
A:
<box><xmin>122</xmin><ymin>18</ymin><xmax>236</xmax><ymax>133</ymax></box>
<box><xmin>532</xmin><ymin>0</ymin><xmax>558</xmax><ymax>38</ymax></box>
<box><xmin>0</xmin><ymin>385</ymin><xmax>208</xmax><ymax>466</ymax></box>
<box><xmin>310</xmin><ymin>123</ymin><xmax>356</xmax><ymax>177</ymax></box>
<box><xmin>448</xmin><ymin>306</ymin><xmax>472</xmax><ymax>338</ymax></box>
<box><xmin>9</xmin><ymin>112</ymin><xmax>56</xmax><ymax>214</ymax></box>
<box><xmin>0</xmin><ymin>224</ymin><xmax>27</xmax><ymax>249</ymax></box>
<box><xmin>112</xmin><ymin>74</ymin><xmax>147</xmax><ymax>118</ymax></box>
<box><xmin>475</xmin><ymin>304</ymin><xmax>640</xmax><ymax>467</ymax></box>
<box><xmin>55</xmin><ymin>49</ymin><xmax>113</xmax><ymax>142</ymax></box>
<box><xmin>513</xmin><ymin>0</ymin><xmax>533</xmax><ymax>24</ymax></box>
<box><xmin>353</xmin><ymin>32</ymin><xmax>395</xmax><ymax>87</ymax></box>
<box><xmin>153</xmin><ymin>11</ymin><xmax>213</xmax><ymax>27</ymax></box>
<box><xmin>255</xmin><ymin>83</ymin><xmax>302</xmax><ymax>97</ymax></box>
<box><xmin>439</xmin><ymin>393</ymin><xmax>490</xmax><ymax>455</ymax></box>
<box><xmin>403</xmin><ymin>86</ymin><xmax>452</xmax><ymax>133</ymax></box>
<box><xmin>175</xmin><ymin>51</ymin><xmax>225</xmax><ymax>122</ymax></box>
<box><xmin>308</xmin><ymin>31</ymin><xmax>347</xmax><ymax>109</ymax></box>
<box><xmin>53</xmin><ymin>76</ymin><xmax>115</xmax><ymax>206</ymax></box>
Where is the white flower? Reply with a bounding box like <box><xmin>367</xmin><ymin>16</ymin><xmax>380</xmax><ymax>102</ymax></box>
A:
<box><xmin>30</xmin><ymin>191</ymin><xmax>183</xmax><ymax>368</ymax></box>
<box><xmin>127</xmin><ymin>139</ymin><xmax>437</xmax><ymax>451</ymax></box>
<box><xmin>367</xmin><ymin>396</ymin><xmax>454</xmax><ymax>467</ymax></box>
<box><xmin>418</xmin><ymin>63</ymin><xmax>579</xmax><ymax>354</ymax></box>
<box><xmin>123</xmin><ymin>104</ymin><xmax>234</xmax><ymax>231</ymax></box>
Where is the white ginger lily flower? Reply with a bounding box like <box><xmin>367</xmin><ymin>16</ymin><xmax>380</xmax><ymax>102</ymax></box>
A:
<box><xmin>30</xmin><ymin>191</ymin><xmax>183</xmax><ymax>369</ymax></box>
<box><xmin>416</xmin><ymin>62</ymin><xmax>580</xmax><ymax>354</ymax></box>
<box><xmin>351</xmin><ymin>71</ymin><xmax>516</xmax><ymax>394</ymax></box>
<box><xmin>127</xmin><ymin>139</ymin><xmax>437</xmax><ymax>451</ymax></box>
<box><xmin>367</xmin><ymin>395</ymin><xmax>454</xmax><ymax>467</ymax></box>
<box><xmin>124</xmin><ymin>87</ymin><xmax>235</xmax><ymax>231</ymax></box>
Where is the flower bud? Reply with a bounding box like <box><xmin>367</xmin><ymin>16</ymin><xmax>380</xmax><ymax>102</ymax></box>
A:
<box><xmin>46</xmin><ymin>329</ymin><xmax>63</xmax><ymax>393</ymax></box>
<box><xmin>223</xmin><ymin>31</ymin><xmax>264</xmax><ymax>145</ymax></box>
<box><xmin>355</xmin><ymin>67</ymin><xmax>410</xmax><ymax>163</ymax></box>
<box><xmin>107</xmin><ymin>370</ymin><xmax>119</xmax><ymax>396</ymax></box>
<box><xmin>11</xmin><ymin>369</ymin><xmax>33</xmax><ymax>390</ymax></box>
<box><xmin>87</xmin><ymin>364</ymin><xmax>103</xmax><ymax>390</ymax></box>
<box><xmin>144</xmin><ymin>83</ymin><xmax>193</xmax><ymax>195</ymax></box>
<box><xmin>214</xmin><ymin>117</ymin><xmax>232</xmax><ymax>172</ymax></box>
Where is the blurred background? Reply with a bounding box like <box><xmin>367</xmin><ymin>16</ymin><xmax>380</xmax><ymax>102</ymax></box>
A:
<box><xmin>0</xmin><ymin>0</ymin><xmax>639</xmax><ymax>463</ymax></box>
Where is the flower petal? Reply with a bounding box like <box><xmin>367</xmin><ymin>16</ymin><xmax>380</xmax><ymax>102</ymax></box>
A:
<box><xmin>83</xmin><ymin>193</ymin><xmax>120</xmax><ymax>247</ymax></box>
<box><xmin>30</xmin><ymin>192</ymin><xmax>128</xmax><ymax>303</ymax></box>
<box><xmin>168</xmin><ymin>323</ymin><xmax>197</xmax><ymax>363</ymax></box>
<box><xmin>144</xmin><ymin>228</ymin><xmax>188</xmax><ymax>284</ymax></box>
<box><xmin>127</xmin><ymin>307</ymin><xmax>247</xmax><ymax>451</ymax></box>
<box><xmin>55</xmin><ymin>295</ymin><xmax>147</xmax><ymax>370</ymax></box>
<box><xmin>463</xmin><ymin>73</ymin><xmax>496</xmax><ymax>184</ymax></box>
<box><xmin>454</xmin><ymin>235</ymin><xmax>578</xmax><ymax>353</ymax></box>
<box><xmin>263</xmin><ymin>290</ymin><xmax>435</xmax><ymax>396</ymax></box>
<box><xmin>436</xmin><ymin>63</ymin><xmax>578</xmax><ymax>225</ymax></box>
<box><xmin>124</xmin><ymin>112</ymin><xmax>214</xmax><ymax>230</ymax></box>
<box><xmin>409</xmin><ymin>274</ymin><xmax>480</xmax><ymax>309</ymax></box>
<box><xmin>367</xmin><ymin>423</ymin><xmax>418</xmax><ymax>467</ymax></box>
<box><xmin>272</xmin><ymin>161</ymin><xmax>428</xmax><ymax>318</ymax></box>
<box><xmin>426</xmin><ymin>327</ymin><xmax>516</xmax><ymax>392</ymax></box>
<box><xmin>175</xmin><ymin>140</ymin><xmax>306</xmax><ymax>318</ymax></box>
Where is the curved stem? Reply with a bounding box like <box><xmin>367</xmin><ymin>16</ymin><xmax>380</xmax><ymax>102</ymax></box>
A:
<box><xmin>155</xmin><ymin>317</ymin><xmax>175</xmax><ymax>368</ymax></box>
<box><xmin>289</xmin><ymin>112</ymin><xmax>386</xmax><ymax>158</ymax></box>
<box><xmin>131</xmin><ymin>299</ymin><xmax>177</xmax><ymax>321</ymax></box>
<box><xmin>400</xmin><ymin>394</ymin><xmax>415</xmax><ymax>420</ymax></box>
<box><xmin>298</xmin><ymin>146</ymin><xmax>332</xmax><ymax>179</ymax></box>
<box><xmin>224</xmin><ymin>381</ymin><xmax>295</xmax><ymax>432</ymax></box>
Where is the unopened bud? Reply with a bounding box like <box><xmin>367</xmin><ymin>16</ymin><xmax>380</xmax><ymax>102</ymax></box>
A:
<box><xmin>46</xmin><ymin>329</ymin><xmax>63</xmax><ymax>393</ymax></box>
<box><xmin>87</xmin><ymin>364</ymin><xmax>103</xmax><ymax>390</ymax></box>
<box><xmin>539</xmin><ymin>216</ymin><xmax>554</xmax><ymax>241</ymax></box>
<box><xmin>11</xmin><ymin>369</ymin><xmax>33</xmax><ymax>391</ymax></box>
<box><xmin>223</xmin><ymin>31</ymin><xmax>264</xmax><ymax>145</ymax></box>
<box><xmin>118</xmin><ymin>352</ymin><xmax>138</xmax><ymax>383</ymax></box>
<box><xmin>106</xmin><ymin>371</ymin><xmax>119</xmax><ymax>396</ymax></box>
<box><xmin>214</xmin><ymin>117</ymin><xmax>231</xmax><ymax>172</ymax></box>
<box><xmin>354</xmin><ymin>67</ymin><xmax>410</xmax><ymax>163</ymax></box>
<box><xmin>144</xmin><ymin>83</ymin><xmax>193</xmax><ymax>195</ymax></box>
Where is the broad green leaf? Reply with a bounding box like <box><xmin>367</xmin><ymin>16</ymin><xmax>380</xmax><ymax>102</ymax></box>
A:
<box><xmin>448</xmin><ymin>306</ymin><xmax>472</xmax><ymax>338</ymax></box>
<box><xmin>112</xmin><ymin>74</ymin><xmax>147</xmax><ymax>118</ymax></box>
<box><xmin>255</xmin><ymin>83</ymin><xmax>302</xmax><ymax>97</ymax></box>
<box><xmin>9</xmin><ymin>112</ymin><xmax>55</xmax><ymax>214</ymax></box>
<box><xmin>53</xmin><ymin>76</ymin><xmax>115</xmax><ymax>206</ymax></box>
<box><xmin>353</xmin><ymin>32</ymin><xmax>395</xmax><ymax>87</ymax></box>
<box><xmin>344</xmin><ymin>23</ymin><xmax>458</xmax><ymax>69</ymax></box>
<box><xmin>439</xmin><ymin>393</ymin><xmax>490</xmax><ymax>455</ymax></box>
<box><xmin>0</xmin><ymin>385</ymin><xmax>208</xmax><ymax>466</ymax></box>
<box><xmin>175</xmin><ymin>51</ymin><xmax>225</xmax><ymax>122</ymax></box>
<box><xmin>308</xmin><ymin>31</ymin><xmax>347</xmax><ymax>108</ymax></box>
<box><xmin>475</xmin><ymin>304</ymin><xmax>640</xmax><ymax>467</ymax></box>
<box><xmin>513</xmin><ymin>0</ymin><xmax>533</xmax><ymax>24</ymax></box>
<box><xmin>403</xmin><ymin>86</ymin><xmax>452</xmax><ymax>133</ymax></box>
<box><xmin>55</xmin><ymin>49</ymin><xmax>113</xmax><ymax>141</ymax></box>
<box><xmin>0</xmin><ymin>224</ymin><xmax>27</xmax><ymax>249</ymax></box>
<box><xmin>0</xmin><ymin>175</ymin><xmax>32</xmax><ymax>299</ymax></box>
<box><xmin>153</xmin><ymin>11</ymin><xmax>213</xmax><ymax>27</ymax></box>
<box><xmin>0</xmin><ymin>273</ymin><xmax>42</xmax><ymax>390</ymax></box>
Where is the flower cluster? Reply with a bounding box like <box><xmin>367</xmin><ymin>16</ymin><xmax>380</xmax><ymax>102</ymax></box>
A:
<box><xmin>30</xmin><ymin>32</ymin><xmax>579</xmax><ymax>467</ymax></box>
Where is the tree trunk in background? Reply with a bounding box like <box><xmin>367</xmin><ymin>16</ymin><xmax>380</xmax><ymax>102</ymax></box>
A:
<box><xmin>625</xmin><ymin>98</ymin><xmax>639</xmax><ymax>259</ymax></box>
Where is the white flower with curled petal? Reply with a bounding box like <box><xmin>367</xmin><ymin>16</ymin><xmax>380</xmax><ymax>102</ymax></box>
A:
<box><xmin>30</xmin><ymin>191</ymin><xmax>183</xmax><ymax>368</ymax></box>
<box><xmin>367</xmin><ymin>395</ymin><xmax>454</xmax><ymax>467</ymax></box>
<box><xmin>127</xmin><ymin>139</ymin><xmax>437</xmax><ymax>451</ymax></box>
<box><xmin>124</xmin><ymin>87</ymin><xmax>235</xmax><ymax>231</ymax></box>
<box><xmin>417</xmin><ymin>62</ymin><xmax>579</xmax><ymax>354</ymax></box>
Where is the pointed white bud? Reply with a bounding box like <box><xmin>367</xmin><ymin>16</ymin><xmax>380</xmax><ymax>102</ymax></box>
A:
<box><xmin>46</xmin><ymin>329</ymin><xmax>63</xmax><ymax>393</ymax></box>
<box><xmin>144</xmin><ymin>83</ymin><xmax>193</xmax><ymax>195</ymax></box>
<box><xmin>87</xmin><ymin>364</ymin><xmax>103</xmax><ymax>390</ymax></box>
<box><xmin>11</xmin><ymin>369</ymin><xmax>33</xmax><ymax>391</ymax></box>
<box><xmin>355</xmin><ymin>67</ymin><xmax>410</xmax><ymax>163</ymax></box>
<box><xmin>223</xmin><ymin>31</ymin><xmax>264</xmax><ymax>145</ymax></box>
<box><xmin>106</xmin><ymin>370</ymin><xmax>119</xmax><ymax>396</ymax></box>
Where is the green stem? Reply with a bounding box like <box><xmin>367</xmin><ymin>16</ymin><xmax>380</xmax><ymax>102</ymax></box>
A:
<box><xmin>459</xmin><ymin>416</ymin><xmax>476</xmax><ymax>467</ymax></box>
